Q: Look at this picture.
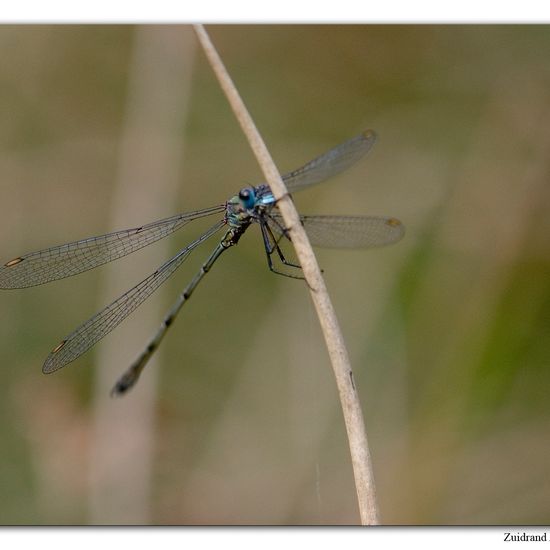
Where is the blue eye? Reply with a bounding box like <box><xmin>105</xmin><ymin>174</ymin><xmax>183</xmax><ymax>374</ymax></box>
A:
<box><xmin>238</xmin><ymin>187</ymin><xmax>256</xmax><ymax>209</ymax></box>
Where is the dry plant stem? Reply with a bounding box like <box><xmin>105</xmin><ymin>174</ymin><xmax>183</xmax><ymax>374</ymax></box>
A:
<box><xmin>193</xmin><ymin>25</ymin><xmax>380</xmax><ymax>525</ymax></box>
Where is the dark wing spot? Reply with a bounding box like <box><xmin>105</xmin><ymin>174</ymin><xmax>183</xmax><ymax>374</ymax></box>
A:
<box><xmin>51</xmin><ymin>340</ymin><xmax>67</xmax><ymax>354</ymax></box>
<box><xmin>5</xmin><ymin>257</ymin><xmax>23</xmax><ymax>267</ymax></box>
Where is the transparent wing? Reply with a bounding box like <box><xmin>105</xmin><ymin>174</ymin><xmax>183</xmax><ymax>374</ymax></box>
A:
<box><xmin>269</xmin><ymin>214</ymin><xmax>405</xmax><ymax>249</ymax></box>
<box><xmin>42</xmin><ymin>220</ymin><xmax>225</xmax><ymax>373</ymax></box>
<box><xmin>0</xmin><ymin>205</ymin><xmax>225</xmax><ymax>289</ymax></box>
<box><xmin>280</xmin><ymin>130</ymin><xmax>377</xmax><ymax>193</ymax></box>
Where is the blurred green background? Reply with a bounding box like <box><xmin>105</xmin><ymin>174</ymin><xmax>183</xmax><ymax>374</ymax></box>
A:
<box><xmin>0</xmin><ymin>25</ymin><xmax>549</xmax><ymax>525</ymax></box>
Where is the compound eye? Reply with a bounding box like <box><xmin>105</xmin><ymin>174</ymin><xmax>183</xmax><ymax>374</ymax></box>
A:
<box><xmin>239</xmin><ymin>188</ymin><xmax>251</xmax><ymax>201</ymax></box>
<box><xmin>238</xmin><ymin>187</ymin><xmax>255</xmax><ymax>208</ymax></box>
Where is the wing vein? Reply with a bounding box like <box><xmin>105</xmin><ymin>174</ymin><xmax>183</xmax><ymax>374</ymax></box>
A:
<box><xmin>0</xmin><ymin>205</ymin><xmax>225</xmax><ymax>289</ymax></box>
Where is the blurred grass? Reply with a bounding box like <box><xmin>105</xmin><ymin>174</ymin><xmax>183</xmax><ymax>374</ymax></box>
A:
<box><xmin>0</xmin><ymin>24</ymin><xmax>549</xmax><ymax>524</ymax></box>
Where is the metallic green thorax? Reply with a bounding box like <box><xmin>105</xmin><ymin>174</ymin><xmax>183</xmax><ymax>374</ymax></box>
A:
<box><xmin>225</xmin><ymin>194</ymin><xmax>250</xmax><ymax>228</ymax></box>
<box><xmin>223</xmin><ymin>184</ymin><xmax>274</xmax><ymax>247</ymax></box>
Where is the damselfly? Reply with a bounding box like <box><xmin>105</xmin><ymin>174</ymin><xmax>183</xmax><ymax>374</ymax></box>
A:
<box><xmin>0</xmin><ymin>130</ymin><xmax>404</xmax><ymax>395</ymax></box>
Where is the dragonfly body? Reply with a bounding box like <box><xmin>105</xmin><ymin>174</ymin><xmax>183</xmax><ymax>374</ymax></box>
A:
<box><xmin>0</xmin><ymin>130</ymin><xmax>404</xmax><ymax>395</ymax></box>
<box><xmin>225</xmin><ymin>184</ymin><xmax>274</xmax><ymax>230</ymax></box>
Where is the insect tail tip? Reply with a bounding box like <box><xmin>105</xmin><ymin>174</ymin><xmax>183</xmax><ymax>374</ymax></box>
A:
<box><xmin>110</xmin><ymin>380</ymin><xmax>131</xmax><ymax>398</ymax></box>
